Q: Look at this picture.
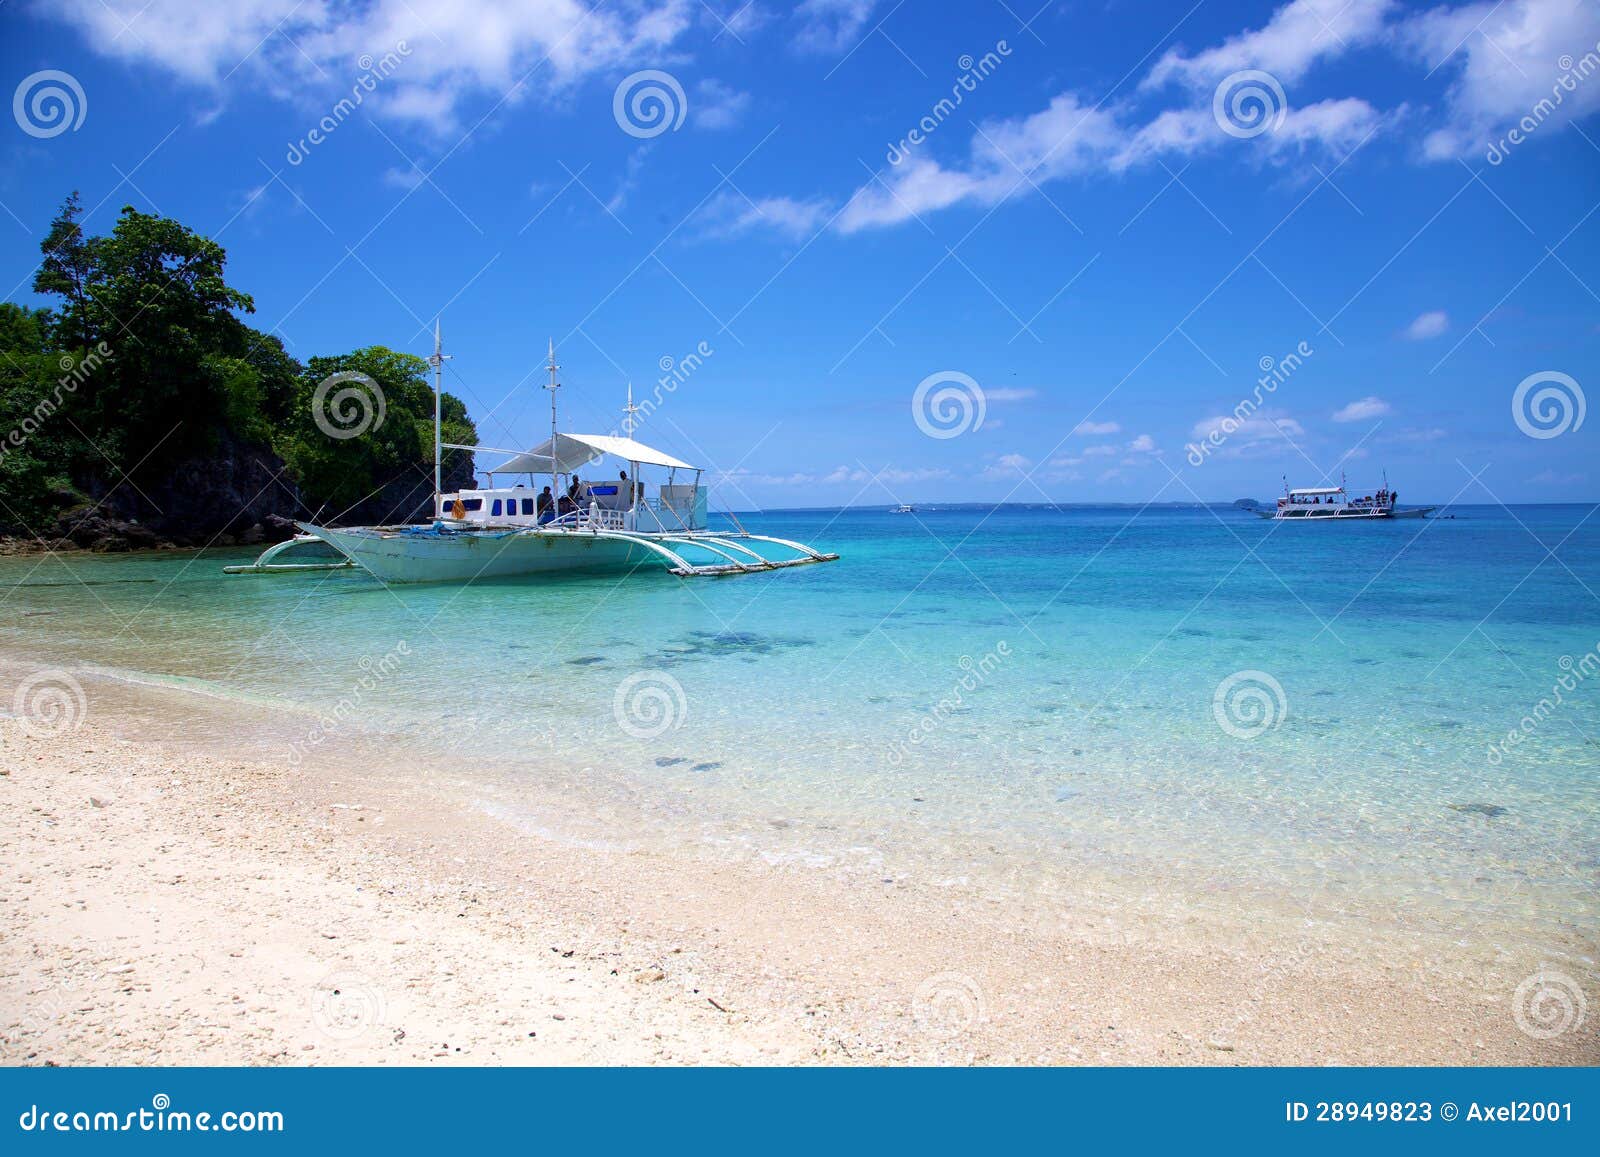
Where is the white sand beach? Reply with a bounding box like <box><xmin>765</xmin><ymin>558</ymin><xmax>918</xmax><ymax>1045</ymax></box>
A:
<box><xmin>4</xmin><ymin>662</ymin><xmax>1595</xmax><ymax>1067</ymax></box>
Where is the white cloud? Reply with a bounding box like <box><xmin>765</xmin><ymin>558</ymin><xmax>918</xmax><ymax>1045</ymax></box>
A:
<box><xmin>382</xmin><ymin>165</ymin><xmax>426</xmax><ymax>190</ymax></box>
<box><xmin>1390</xmin><ymin>425</ymin><xmax>1447</xmax><ymax>441</ymax></box>
<box><xmin>1072</xmin><ymin>419</ymin><xmax>1120</xmax><ymax>436</ymax></box>
<box><xmin>832</xmin><ymin>81</ymin><xmax>1383</xmax><ymax>232</ymax></box>
<box><xmin>49</xmin><ymin>0</ymin><xmax>696</xmax><ymax>130</ymax></box>
<box><xmin>981</xmin><ymin>452</ymin><xmax>1032</xmax><ymax>478</ymax></box>
<box><xmin>1190</xmin><ymin>412</ymin><xmax>1306</xmax><ymax>458</ymax></box>
<box><xmin>1401</xmin><ymin>0</ymin><xmax>1600</xmax><ymax>160</ymax></box>
<box><xmin>1126</xmin><ymin>433</ymin><xmax>1158</xmax><ymax>453</ymax></box>
<box><xmin>694</xmin><ymin>79</ymin><xmax>750</xmax><ymax>130</ymax></box>
<box><xmin>1082</xmin><ymin>444</ymin><xmax>1119</xmax><ymax>457</ymax></box>
<box><xmin>1145</xmin><ymin>0</ymin><xmax>1395</xmax><ymax>90</ymax></box>
<box><xmin>697</xmin><ymin>189</ymin><xmax>833</xmax><ymax>239</ymax></box>
<box><xmin>1404</xmin><ymin>310</ymin><xmax>1449</xmax><ymax>339</ymax></box>
<box><xmin>837</xmin><ymin>94</ymin><xmax>1125</xmax><ymax>232</ymax></box>
<box><xmin>793</xmin><ymin>0</ymin><xmax>876</xmax><ymax>54</ymax></box>
<box><xmin>985</xmin><ymin>387</ymin><xmax>1037</xmax><ymax>402</ymax></box>
<box><xmin>1526</xmin><ymin>468</ymin><xmax>1586</xmax><ymax>487</ymax></box>
<box><xmin>1333</xmin><ymin>396</ymin><xmax>1391</xmax><ymax>421</ymax></box>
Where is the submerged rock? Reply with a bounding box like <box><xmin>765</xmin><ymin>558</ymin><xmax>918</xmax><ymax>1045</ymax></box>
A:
<box><xmin>652</xmin><ymin>629</ymin><xmax>817</xmax><ymax>667</ymax></box>
<box><xmin>1449</xmin><ymin>802</ymin><xmax>1508</xmax><ymax>818</ymax></box>
<box><xmin>692</xmin><ymin>761</ymin><xmax>723</xmax><ymax>772</ymax></box>
<box><xmin>653</xmin><ymin>756</ymin><xmax>688</xmax><ymax>767</ymax></box>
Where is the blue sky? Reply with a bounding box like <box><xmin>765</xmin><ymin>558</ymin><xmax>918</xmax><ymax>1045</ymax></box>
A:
<box><xmin>2</xmin><ymin>0</ymin><xmax>1597</xmax><ymax>508</ymax></box>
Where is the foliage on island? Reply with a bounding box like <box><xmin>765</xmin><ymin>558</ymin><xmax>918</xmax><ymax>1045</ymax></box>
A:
<box><xmin>0</xmin><ymin>193</ymin><xmax>477</xmax><ymax>549</ymax></box>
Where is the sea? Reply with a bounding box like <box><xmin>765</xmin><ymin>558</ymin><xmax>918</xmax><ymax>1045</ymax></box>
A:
<box><xmin>5</xmin><ymin>503</ymin><xmax>1598</xmax><ymax>960</ymax></box>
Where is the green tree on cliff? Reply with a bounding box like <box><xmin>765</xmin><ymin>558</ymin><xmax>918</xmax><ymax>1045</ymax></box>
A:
<box><xmin>0</xmin><ymin>194</ymin><xmax>477</xmax><ymax>542</ymax></box>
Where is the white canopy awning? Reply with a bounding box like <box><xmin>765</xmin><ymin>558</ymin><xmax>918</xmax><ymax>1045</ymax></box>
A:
<box><xmin>1288</xmin><ymin>487</ymin><xmax>1344</xmax><ymax>496</ymax></box>
<box><xmin>489</xmin><ymin>432</ymin><xmax>697</xmax><ymax>475</ymax></box>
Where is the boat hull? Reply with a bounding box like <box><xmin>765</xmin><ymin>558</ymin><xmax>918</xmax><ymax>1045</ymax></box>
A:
<box><xmin>302</xmin><ymin>524</ymin><xmax>655</xmax><ymax>584</ymax></box>
<box><xmin>1254</xmin><ymin>506</ymin><xmax>1436</xmax><ymax>521</ymax></box>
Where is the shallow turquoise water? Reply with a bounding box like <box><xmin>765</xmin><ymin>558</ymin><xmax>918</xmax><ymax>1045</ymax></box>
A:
<box><xmin>5</xmin><ymin>504</ymin><xmax>1598</xmax><ymax>949</ymax></box>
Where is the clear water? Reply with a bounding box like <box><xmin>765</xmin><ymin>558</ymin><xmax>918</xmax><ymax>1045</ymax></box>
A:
<box><xmin>5</xmin><ymin>504</ymin><xmax>1598</xmax><ymax>954</ymax></box>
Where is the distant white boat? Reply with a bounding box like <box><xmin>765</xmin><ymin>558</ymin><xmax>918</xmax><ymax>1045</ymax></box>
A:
<box><xmin>1258</xmin><ymin>476</ymin><xmax>1433</xmax><ymax>521</ymax></box>
<box><xmin>229</xmin><ymin>328</ymin><xmax>838</xmax><ymax>583</ymax></box>
<box><xmin>891</xmin><ymin>504</ymin><xmax>916</xmax><ymax>514</ymax></box>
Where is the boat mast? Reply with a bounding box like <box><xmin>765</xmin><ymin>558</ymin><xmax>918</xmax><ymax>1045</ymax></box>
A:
<box><xmin>430</xmin><ymin>318</ymin><xmax>452</xmax><ymax>502</ymax></box>
<box><xmin>545</xmin><ymin>338</ymin><xmax>561</xmax><ymax>501</ymax></box>
<box><xmin>622</xmin><ymin>380</ymin><xmax>640</xmax><ymax>435</ymax></box>
<box><xmin>623</xmin><ymin>382</ymin><xmax>641</xmax><ymax>520</ymax></box>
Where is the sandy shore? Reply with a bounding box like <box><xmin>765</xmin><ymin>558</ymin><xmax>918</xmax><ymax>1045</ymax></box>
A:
<box><xmin>3</xmin><ymin>665</ymin><xmax>1596</xmax><ymax>1066</ymax></box>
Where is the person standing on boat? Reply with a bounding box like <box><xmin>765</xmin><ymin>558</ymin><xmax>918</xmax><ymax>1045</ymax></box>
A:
<box><xmin>537</xmin><ymin>485</ymin><xmax>554</xmax><ymax>524</ymax></box>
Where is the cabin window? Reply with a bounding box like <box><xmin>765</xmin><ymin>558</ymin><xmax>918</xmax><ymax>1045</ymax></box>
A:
<box><xmin>521</xmin><ymin>498</ymin><xmax>535</xmax><ymax>515</ymax></box>
<box><xmin>491</xmin><ymin>499</ymin><xmax>503</xmax><ymax>516</ymax></box>
<box><xmin>462</xmin><ymin>498</ymin><xmax>482</xmax><ymax>512</ymax></box>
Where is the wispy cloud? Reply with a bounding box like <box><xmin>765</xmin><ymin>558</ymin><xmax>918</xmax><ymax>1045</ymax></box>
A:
<box><xmin>1144</xmin><ymin>0</ymin><xmax>1395</xmax><ymax>90</ymax></box>
<box><xmin>1403</xmin><ymin>310</ymin><xmax>1449</xmax><ymax>339</ymax></box>
<box><xmin>981</xmin><ymin>452</ymin><xmax>1032</xmax><ymax>479</ymax></box>
<box><xmin>49</xmin><ymin>0</ymin><xmax>697</xmax><ymax>131</ymax></box>
<box><xmin>1401</xmin><ymin>0</ymin><xmax>1600</xmax><ymax>160</ymax></box>
<box><xmin>696</xmin><ymin>188</ymin><xmax>833</xmax><ymax>239</ymax></box>
<box><xmin>694</xmin><ymin>79</ymin><xmax>750</xmax><ymax>130</ymax></box>
<box><xmin>1333</xmin><ymin>396</ymin><xmax>1390</xmax><ymax>422</ymax></box>
<box><xmin>793</xmin><ymin>0</ymin><xmax>876</xmax><ymax>54</ymax></box>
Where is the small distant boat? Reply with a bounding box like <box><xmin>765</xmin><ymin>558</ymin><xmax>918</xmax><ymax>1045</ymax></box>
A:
<box><xmin>891</xmin><ymin>504</ymin><xmax>916</xmax><ymax>514</ymax></box>
<box><xmin>1258</xmin><ymin>475</ymin><xmax>1434</xmax><ymax>521</ymax></box>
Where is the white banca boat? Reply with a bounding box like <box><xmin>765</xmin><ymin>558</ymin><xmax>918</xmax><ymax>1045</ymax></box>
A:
<box><xmin>1258</xmin><ymin>477</ymin><xmax>1434</xmax><ymax>521</ymax></box>
<box><xmin>227</xmin><ymin>330</ymin><xmax>838</xmax><ymax>584</ymax></box>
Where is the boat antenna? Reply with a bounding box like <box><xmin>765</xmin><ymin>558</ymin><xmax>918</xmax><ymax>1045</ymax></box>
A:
<box><xmin>430</xmin><ymin>317</ymin><xmax>452</xmax><ymax>506</ymax></box>
<box><xmin>545</xmin><ymin>338</ymin><xmax>561</xmax><ymax>500</ymax></box>
<box><xmin>622</xmin><ymin>380</ymin><xmax>640</xmax><ymax>436</ymax></box>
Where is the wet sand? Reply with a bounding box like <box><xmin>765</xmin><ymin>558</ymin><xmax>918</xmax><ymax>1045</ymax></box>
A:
<box><xmin>2</xmin><ymin>661</ymin><xmax>1596</xmax><ymax>1066</ymax></box>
